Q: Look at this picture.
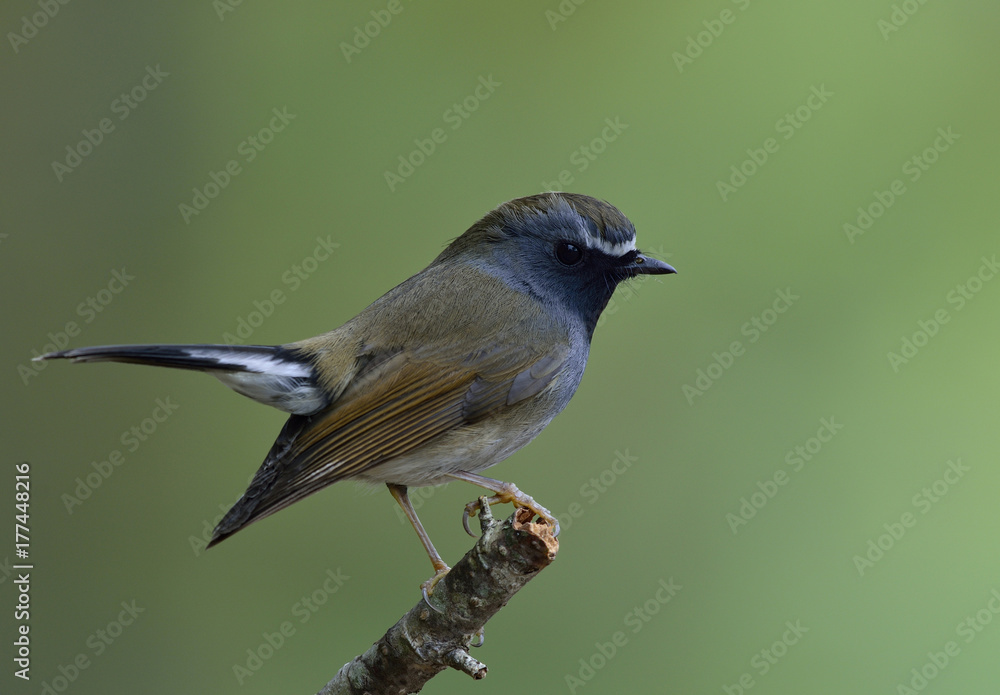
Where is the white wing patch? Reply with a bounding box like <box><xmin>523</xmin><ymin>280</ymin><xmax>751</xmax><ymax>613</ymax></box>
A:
<box><xmin>190</xmin><ymin>347</ymin><xmax>322</xmax><ymax>414</ymax></box>
<box><xmin>211</xmin><ymin>371</ymin><xmax>326</xmax><ymax>415</ymax></box>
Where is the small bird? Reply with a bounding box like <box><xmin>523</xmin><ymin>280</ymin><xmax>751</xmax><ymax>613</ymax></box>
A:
<box><xmin>37</xmin><ymin>192</ymin><xmax>675</xmax><ymax>592</ymax></box>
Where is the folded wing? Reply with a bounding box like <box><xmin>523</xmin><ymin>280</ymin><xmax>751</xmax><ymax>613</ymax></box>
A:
<box><xmin>208</xmin><ymin>347</ymin><xmax>567</xmax><ymax>546</ymax></box>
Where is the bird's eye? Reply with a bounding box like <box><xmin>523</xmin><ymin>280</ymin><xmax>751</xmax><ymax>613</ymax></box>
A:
<box><xmin>555</xmin><ymin>241</ymin><xmax>584</xmax><ymax>266</ymax></box>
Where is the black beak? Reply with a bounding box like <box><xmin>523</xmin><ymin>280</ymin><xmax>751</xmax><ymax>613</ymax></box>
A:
<box><xmin>624</xmin><ymin>251</ymin><xmax>677</xmax><ymax>276</ymax></box>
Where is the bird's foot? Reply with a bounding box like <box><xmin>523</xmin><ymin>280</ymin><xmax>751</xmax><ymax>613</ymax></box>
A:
<box><xmin>461</xmin><ymin>482</ymin><xmax>560</xmax><ymax>537</ymax></box>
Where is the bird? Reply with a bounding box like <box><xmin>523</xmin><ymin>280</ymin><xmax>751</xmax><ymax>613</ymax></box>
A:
<box><xmin>36</xmin><ymin>192</ymin><xmax>675</xmax><ymax>593</ymax></box>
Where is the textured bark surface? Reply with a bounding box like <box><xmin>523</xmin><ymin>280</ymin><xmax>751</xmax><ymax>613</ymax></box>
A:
<box><xmin>317</xmin><ymin>505</ymin><xmax>558</xmax><ymax>695</ymax></box>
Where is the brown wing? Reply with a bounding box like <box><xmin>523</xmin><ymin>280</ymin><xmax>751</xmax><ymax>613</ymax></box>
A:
<box><xmin>208</xmin><ymin>348</ymin><xmax>566</xmax><ymax>546</ymax></box>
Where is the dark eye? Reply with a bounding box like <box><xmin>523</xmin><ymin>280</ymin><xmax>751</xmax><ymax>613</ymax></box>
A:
<box><xmin>555</xmin><ymin>241</ymin><xmax>584</xmax><ymax>266</ymax></box>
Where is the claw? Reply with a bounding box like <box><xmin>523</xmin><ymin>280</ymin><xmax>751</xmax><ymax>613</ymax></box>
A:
<box><xmin>462</xmin><ymin>496</ymin><xmax>494</xmax><ymax>537</ymax></box>
<box><xmin>470</xmin><ymin>627</ymin><xmax>485</xmax><ymax>648</ymax></box>
<box><xmin>462</xmin><ymin>507</ymin><xmax>476</xmax><ymax>538</ymax></box>
<box><xmin>422</xmin><ymin>585</ymin><xmax>443</xmax><ymax>614</ymax></box>
<box><xmin>420</xmin><ymin>566</ymin><xmax>451</xmax><ymax>614</ymax></box>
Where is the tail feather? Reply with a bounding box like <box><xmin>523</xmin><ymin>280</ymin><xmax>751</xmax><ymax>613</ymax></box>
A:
<box><xmin>37</xmin><ymin>343</ymin><xmax>327</xmax><ymax>415</ymax></box>
<box><xmin>35</xmin><ymin>343</ymin><xmax>305</xmax><ymax>374</ymax></box>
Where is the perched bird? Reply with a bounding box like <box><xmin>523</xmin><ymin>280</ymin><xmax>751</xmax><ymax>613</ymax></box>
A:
<box><xmin>37</xmin><ymin>192</ymin><xmax>675</xmax><ymax>592</ymax></box>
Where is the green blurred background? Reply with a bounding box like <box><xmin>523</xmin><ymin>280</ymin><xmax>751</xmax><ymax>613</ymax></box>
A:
<box><xmin>3</xmin><ymin>1</ymin><xmax>999</xmax><ymax>693</ymax></box>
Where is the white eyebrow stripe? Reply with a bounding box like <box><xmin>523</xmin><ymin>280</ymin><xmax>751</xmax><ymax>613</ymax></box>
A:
<box><xmin>586</xmin><ymin>236</ymin><xmax>637</xmax><ymax>257</ymax></box>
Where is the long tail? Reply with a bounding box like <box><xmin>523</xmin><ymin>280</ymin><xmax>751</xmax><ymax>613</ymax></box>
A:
<box><xmin>37</xmin><ymin>344</ymin><xmax>327</xmax><ymax>415</ymax></box>
<box><xmin>36</xmin><ymin>343</ymin><xmax>295</xmax><ymax>371</ymax></box>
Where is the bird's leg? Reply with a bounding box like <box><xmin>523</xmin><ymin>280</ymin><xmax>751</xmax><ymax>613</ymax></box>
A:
<box><xmin>446</xmin><ymin>471</ymin><xmax>560</xmax><ymax>537</ymax></box>
<box><xmin>387</xmin><ymin>484</ymin><xmax>450</xmax><ymax>606</ymax></box>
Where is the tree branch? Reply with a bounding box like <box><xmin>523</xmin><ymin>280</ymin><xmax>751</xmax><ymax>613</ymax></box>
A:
<box><xmin>316</xmin><ymin>504</ymin><xmax>559</xmax><ymax>695</ymax></box>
